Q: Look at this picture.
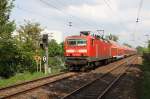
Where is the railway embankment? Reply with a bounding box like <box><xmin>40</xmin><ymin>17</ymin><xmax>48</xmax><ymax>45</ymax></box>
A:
<box><xmin>104</xmin><ymin>55</ymin><xmax>150</xmax><ymax>99</ymax></box>
<box><xmin>103</xmin><ymin>56</ymin><xmax>142</xmax><ymax>99</ymax></box>
<box><xmin>138</xmin><ymin>53</ymin><xmax>150</xmax><ymax>99</ymax></box>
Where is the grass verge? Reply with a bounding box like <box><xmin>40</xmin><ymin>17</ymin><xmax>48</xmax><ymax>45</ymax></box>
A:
<box><xmin>0</xmin><ymin>69</ymin><xmax>62</xmax><ymax>88</ymax></box>
<box><xmin>140</xmin><ymin>59</ymin><xmax>150</xmax><ymax>99</ymax></box>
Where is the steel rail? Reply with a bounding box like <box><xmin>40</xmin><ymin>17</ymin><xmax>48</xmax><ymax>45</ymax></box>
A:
<box><xmin>0</xmin><ymin>56</ymin><xmax>136</xmax><ymax>99</ymax></box>
<box><xmin>0</xmin><ymin>72</ymin><xmax>67</xmax><ymax>90</ymax></box>
<box><xmin>97</xmin><ymin>57</ymin><xmax>137</xmax><ymax>99</ymax></box>
<box><xmin>62</xmin><ymin>56</ymin><xmax>136</xmax><ymax>99</ymax></box>
<box><xmin>0</xmin><ymin>72</ymin><xmax>78</xmax><ymax>98</ymax></box>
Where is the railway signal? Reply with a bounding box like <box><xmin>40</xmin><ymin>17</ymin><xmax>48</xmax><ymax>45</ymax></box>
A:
<box><xmin>40</xmin><ymin>34</ymin><xmax>49</xmax><ymax>74</ymax></box>
<box><xmin>42</xmin><ymin>34</ymin><xmax>48</xmax><ymax>46</ymax></box>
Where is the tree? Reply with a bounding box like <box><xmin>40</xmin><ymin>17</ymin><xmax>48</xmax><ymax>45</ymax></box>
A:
<box><xmin>0</xmin><ymin>0</ymin><xmax>15</xmax><ymax>39</ymax></box>
<box><xmin>48</xmin><ymin>40</ymin><xmax>65</xmax><ymax>70</ymax></box>
<box><xmin>123</xmin><ymin>43</ymin><xmax>132</xmax><ymax>48</ymax></box>
<box><xmin>17</xmin><ymin>20</ymin><xmax>43</xmax><ymax>51</ymax></box>
<box><xmin>136</xmin><ymin>46</ymin><xmax>144</xmax><ymax>54</ymax></box>
<box><xmin>0</xmin><ymin>0</ymin><xmax>19</xmax><ymax>78</ymax></box>
<box><xmin>148</xmin><ymin>40</ymin><xmax>150</xmax><ymax>51</ymax></box>
<box><xmin>48</xmin><ymin>39</ymin><xmax>62</xmax><ymax>57</ymax></box>
<box><xmin>60</xmin><ymin>41</ymin><xmax>64</xmax><ymax>56</ymax></box>
<box><xmin>105</xmin><ymin>34</ymin><xmax>119</xmax><ymax>42</ymax></box>
<box><xmin>15</xmin><ymin>21</ymin><xmax>43</xmax><ymax>72</ymax></box>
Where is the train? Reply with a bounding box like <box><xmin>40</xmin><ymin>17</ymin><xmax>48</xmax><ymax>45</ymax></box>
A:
<box><xmin>64</xmin><ymin>31</ymin><xmax>137</xmax><ymax>71</ymax></box>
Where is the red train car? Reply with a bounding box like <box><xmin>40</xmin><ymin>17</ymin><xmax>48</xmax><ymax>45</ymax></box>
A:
<box><xmin>64</xmin><ymin>31</ymin><xmax>136</xmax><ymax>71</ymax></box>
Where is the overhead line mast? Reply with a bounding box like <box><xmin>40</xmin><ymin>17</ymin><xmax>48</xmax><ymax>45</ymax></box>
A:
<box><xmin>136</xmin><ymin>0</ymin><xmax>144</xmax><ymax>23</ymax></box>
<box><xmin>132</xmin><ymin>0</ymin><xmax>144</xmax><ymax>42</ymax></box>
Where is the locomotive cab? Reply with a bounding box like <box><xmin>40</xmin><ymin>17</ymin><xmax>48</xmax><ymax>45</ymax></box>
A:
<box><xmin>65</xmin><ymin>31</ymin><xmax>90</xmax><ymax>57</ymax></box>
<box><xmin>65</xmin><ymin>38</ymin><xmax>88</xmax><ymax>57</ymax></box>
<box><xmin>64</xmin><ymin>32</ymin><xmax>90</xmax><ymax>69</ymax></box>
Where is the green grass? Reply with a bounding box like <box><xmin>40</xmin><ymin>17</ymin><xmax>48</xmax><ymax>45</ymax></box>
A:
<box><xmin>140</xmin><ymin>59</ymin><xmax>150</xmax><ymax>99</ymax></box>
<box><xmin>0</xmin><ymin>72</ymin><xmax>47</xmax><ymax>88</ymax></box>
<box><xmin>0</xmin><ymin>68</ymin><xmax>62</xmax><ymax>88</ymax></box>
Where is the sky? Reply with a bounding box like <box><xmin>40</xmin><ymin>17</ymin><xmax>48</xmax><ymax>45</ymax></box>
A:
<box><xmin>10</xmin><ymin>0</ymin><xmax>150</xmax><ymax>47</ymax></box>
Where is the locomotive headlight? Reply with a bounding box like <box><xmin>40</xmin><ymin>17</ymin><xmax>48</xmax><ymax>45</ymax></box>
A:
<box><xmin>66</xmin><ymin>49</ymin><xmax>75</xmax><ymax>53</ymax></box>
<box><xmin>78</xmin><ymin>49</ymin><xmax>87</xmax><ymax>53</ymax></box>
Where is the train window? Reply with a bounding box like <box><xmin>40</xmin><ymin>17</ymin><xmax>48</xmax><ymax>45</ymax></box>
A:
<box><xmin>67</xmin><ymin>40</ymin><xmax>76</xmax><ymax>46</ymax></box>
<box><xmin>67</xmin><ymin>39</ymin><xmax>86</xmax><ymax>46</ymax></box>
<box><xmin>77</xmin><ymin>40</ymin><xmax>86</xmax><ymax>46</ymax></box>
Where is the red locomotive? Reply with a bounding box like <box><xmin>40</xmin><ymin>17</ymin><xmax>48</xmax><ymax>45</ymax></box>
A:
<box><xmin>64</xmin><ymin>31</ymin><xmax>136</xmax><ymax>71</ymax></box>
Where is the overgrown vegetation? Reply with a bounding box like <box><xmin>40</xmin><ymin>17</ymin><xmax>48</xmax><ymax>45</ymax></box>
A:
<box><xmin>138</xmin><ymin>40</ymin><xmax>150</xmax><ymax>99</ymax></box>
<box><xmin>0</xmin><ymin>0</ymin><xmax>17</xmax><ymax>78</ymax></box>
<box><xmin>140</xmin><ymin>56</ymin><xmax>150</xmax><ymax>99</ymax></box>
<box><xmin>0</xmin><ymin>0</ymin><xmax>64</xmax><ymax>80</ymax></box>
<box><xmin>0</xmin><ymin>72</ymin><xmax>47</xmax><ymax>88</ymax></box>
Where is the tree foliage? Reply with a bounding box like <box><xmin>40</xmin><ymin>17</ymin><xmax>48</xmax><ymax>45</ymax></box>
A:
<box><xmin>0</xmin><ymin>0</ymin><xmax>64</xmax><ymax>78</ymax></box>
<box><xmin>48</xmin><ymin>39</ymin><xmax>63</xmax><ymax>57</ymax></box>
<box><xmin>15</xmin><ymin>21</ymin><xmax>43</xmax><ymax>73</ymax></box>
<box><xmin>17</xmin><ymin>20</ymin><xmax>43</xmax><ymax>51</ymax></box>
<box><xmin>148</xmin><ymin>40</ymin><xmax>150</xmax><ymax>51</ymax></box>
<box><xmin>123</xmin><ymin>43</ymin><xmax>132</xmax><ymax>48</ymax></box>
<box><xmin>0</xmin><ymin>0</ymin><xmax>15</xmax><ymax>39</ymax></box>
<box><xmin>136</xmin><ymin>46</ymin><xmax>144</xmax><ymax>54</ymax></box>
<box><xmin>136</xmin><ymin>40</ymin><xmax>150</xmax><ymax>55</ymax></box>
<box><xmin>0</xmin><ymin>0</ymin><xmax>17</xmax><ymax>78</ymax></box>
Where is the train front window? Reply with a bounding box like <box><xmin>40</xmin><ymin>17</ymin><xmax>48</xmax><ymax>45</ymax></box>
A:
<box><xmin>67</xmin><ymin>39</ymin><xmax>87</xmax><ymax>46</ymax></box>
<box><xmin>67</xmin><ymin>40</ymin><xmax>76</xmax><ymax>46</ymax></box>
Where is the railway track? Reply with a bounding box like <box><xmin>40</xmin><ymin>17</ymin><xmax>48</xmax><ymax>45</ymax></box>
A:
<box><xmin>0</xmin><ymin>72</ymin><xmax>77</xmax><ymax>99</ymax></box>
<box><xmin>0</xmin><ymin>56</ymin><xmax>136</xmax><ymax>99</ymax></box>
<box><xmin>62</xmin><ymin>56</ymin><xmax>137</xmax><ymax>99</ymax></box>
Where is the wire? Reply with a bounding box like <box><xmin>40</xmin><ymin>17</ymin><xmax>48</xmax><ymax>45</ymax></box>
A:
<box><xmin>15</xmin><ymin>5</ymin><xmax>65</xmax><ymax>27</ymax></box>
<box><xmin>103</xmin><ymin>0</ymin><xmax>125</xmax><ymax>28</ymax></box>
<box><xmin>16</xmin><ymin>6</ymin><xmax>48</xmax><ymax>19</ymax></box>
<box><xmin>103</xmin><ymin>0</ymin><xmax>113</xmax><ymax>10</ymax></box>
<box><xmin>38</xmin><ymin>0</ymin><xmax>98</xmax><ymax>29</ymax></box>
<box><xmin>132</xmin><ymin>0</ymin><xmax>144</xmax><ymax>42</ymax></box>
<box><xmin>136</xmin><ymin>0</ymin><xmax>144</xmax><ymax>22</ymax></box>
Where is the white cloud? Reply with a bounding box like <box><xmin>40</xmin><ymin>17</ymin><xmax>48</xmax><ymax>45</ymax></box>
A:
<box><xmin>67</xmin><ymin>4</ymin><xmax>109</xmax><ymax>20</ymax></box>
<box><xmin>11</xmin><ymin>0</ymin><xmax>150</xmax><ymax>47</ymax></box>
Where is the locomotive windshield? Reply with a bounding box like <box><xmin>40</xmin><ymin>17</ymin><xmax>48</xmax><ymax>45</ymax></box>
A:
<box><xmin>67</xmin><ymin>39</ymin><xmax>87</xmax><ymax>46</ymax></box>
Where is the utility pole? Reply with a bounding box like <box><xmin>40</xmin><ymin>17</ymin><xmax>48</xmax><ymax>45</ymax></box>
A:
<box><xmin>69</xmin><ymin>21</ymin><xmax>72</xmax><ymax>27</ymax></box>
<box><xmin>69</xmin><ymin>21</ymin><xmax>72</xmax><ymax>35</ymax></box>
<box><xmin>40</xmin><ymin>33</ymin><xmax>53</xmax><ymax>74</ymax></box>
<box><xmin>45</xmin><ymin>46</ymin><xmax>48</xmax><ymax>74</ymax></box>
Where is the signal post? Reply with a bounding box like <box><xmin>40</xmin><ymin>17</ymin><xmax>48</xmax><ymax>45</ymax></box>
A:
<box><xmin>42</xmin><ymin>34</ymin><xmax>49</xmax><ymax>74</ymax></box>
